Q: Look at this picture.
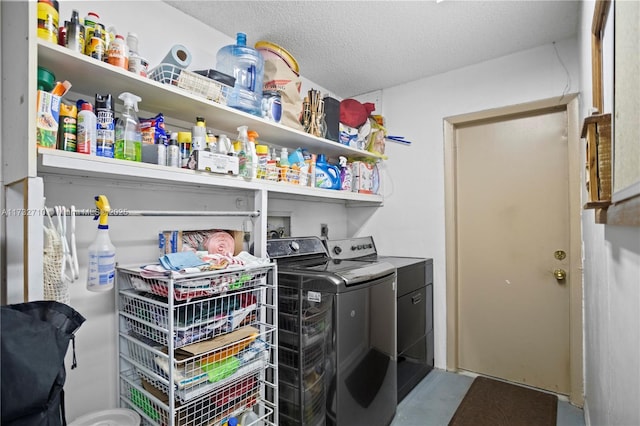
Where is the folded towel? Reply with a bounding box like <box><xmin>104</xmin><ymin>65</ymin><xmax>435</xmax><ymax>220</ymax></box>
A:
<box><xmin>159</xmin><ymin>252</ymin><xmax>207</xmax><ymax>271</ymax></box>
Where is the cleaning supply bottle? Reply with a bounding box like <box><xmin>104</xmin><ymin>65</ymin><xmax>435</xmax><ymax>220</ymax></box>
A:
<box><xmin>167</xmin><ymin>132</ymin><xmax>180</xmax><ymax>168</ymax></box>
<box><xmin>87</xmin><ymin>195</ymin><xmax>116</xmax><ymax>292</ymax></box>
<box><xmin>278</xmin><ymin>147</ymin><xmax>290</xmax><ymax>182</ymax></box>
<box><xmin>177</xmin><ymin>131</ymin><xmax>191</xmax><ymax>168</ymax></box>
<box><xmin>315</xmin><ymin>154</ymin><xmax>341</xmax><ymax>190</ymax></box>
<box><xmin>115</xmin><ymin>92</ymin><xmax>142</xmax><ymax>161</ymax></box>
<box><xmin>76</xmin><ymin>102</ymin><xmax>96</xmax><ymax>155</ymax></box>
<box><xmin>236</xmin><ymin>125</ymin><xmax>253</xmax><ymax>178</ymax></box>
<box><xmin>65</xmin><ymin>9</ymin><xmax>84</xmax><ymax>54</ymax></box>
<box><xmin>256</xmin><ymin>143</ymin><xmax>269</xmax><ymax>179</ymax></box>
<box><xmin>339</xmin><ymin>156</ymin><xmax>353</xmax><ymax>191</ymax></box>
<box><xmin>95</xmin><ymin>93</ymin><xmax>115</xmax><ymax>157</ymax></box>
<box><xmin>192</xmin><ymin>117</ymin><xmax>207</xmax><ymax>152</ymax></box>
<box><xmin>215</xmin><ymin>32</ymin><xmax>264</xmax><ymax>116</ymax></box>
<box><xmin>247</xmin><ymin>130</ymin><xmax>259</xmax><ymax>179</ymax></box>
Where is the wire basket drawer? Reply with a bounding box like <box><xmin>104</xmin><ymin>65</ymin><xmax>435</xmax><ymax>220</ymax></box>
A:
<box><xmin>121</xmin><ymin>327</ymin><xmax>273</xmax><ymax>403</ymax></box>
<box><xmin>120</xmin><ymin>369</ymin><xmax>271</xmax><ymax>426</ymax></box>
<box><xmin>120</xmin><ymin>286</ymin><xmax>264</xmax><ymax>348</ymax></box>
<box><xmin>118</xmin><ymin>265</ymin><xmax>270</xmax><ymax>302</ymax></box>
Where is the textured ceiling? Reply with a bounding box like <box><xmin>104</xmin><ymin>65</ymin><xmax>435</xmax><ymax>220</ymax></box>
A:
<box><xmin>165</xmin><ymin>0</ymin><xmax>580</xmax><ymax>98</ymax></box>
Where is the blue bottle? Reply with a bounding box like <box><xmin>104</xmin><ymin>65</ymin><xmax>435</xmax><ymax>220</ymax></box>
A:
<box><xmin>315</xmin><ymin>154</ymin><xmax>342</xmax><ymax>190</ymax></box>
<box><xmin>216</xmin><ymin>33</ymin><xmax>264</xmax><ymax>117</ymax></box>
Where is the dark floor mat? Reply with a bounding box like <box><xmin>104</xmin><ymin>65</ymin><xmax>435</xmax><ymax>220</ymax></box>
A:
<box><xmin>345</xmin><ymin>348</ymin><xmax>389</xmax><ymax>408</ymax></box>
<box><xmin>448</xmin><ymin>376</ymin><xmax>558</xmax><ymax>426</ymax></box>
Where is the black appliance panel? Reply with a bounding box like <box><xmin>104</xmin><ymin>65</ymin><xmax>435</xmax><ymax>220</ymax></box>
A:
<box><xmin>325</xmin><ymin>237</ymin><xmax>434</xmax><ymax>403</ymax></box>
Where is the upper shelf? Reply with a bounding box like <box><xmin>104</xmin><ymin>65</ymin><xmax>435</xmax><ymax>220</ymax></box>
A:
<box><xmin>37</xmin><ymin>40</ymin><xmax>381</xmax><ymax>161</ymax></box>
<box><xmin>38</xmin><ymin>149</ymin><xmax>384</xmax><ymax>205</ymax></box>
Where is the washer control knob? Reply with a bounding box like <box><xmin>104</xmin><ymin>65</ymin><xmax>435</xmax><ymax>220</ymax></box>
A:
<box><xmin>333</xmin><ymin>246</ymin><xmax>342</xmax><ymax>255</ymax></box>
<box><xmin>289</xmin><ymin>241</ymin><xmax>300</xmax><ymax>252</ymax></box>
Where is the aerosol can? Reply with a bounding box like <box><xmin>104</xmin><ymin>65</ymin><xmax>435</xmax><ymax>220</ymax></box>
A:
<box><xmin>87</xmin><ymin>195</ymin><xmax>116</xmax><ymax>291</ymax></box>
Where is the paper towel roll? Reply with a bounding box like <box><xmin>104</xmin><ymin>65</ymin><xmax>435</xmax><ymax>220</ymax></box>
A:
<box><xmin>161</xmin><ymin>44</ymin><xmax>192</xmax><ymax>69</ymax></box>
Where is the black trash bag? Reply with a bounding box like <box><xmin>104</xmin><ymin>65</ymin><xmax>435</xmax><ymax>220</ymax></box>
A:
<box><xmin>1</xmin><ymin>301</ymin><xmax>85</xmax><ymax>426</ymax></box>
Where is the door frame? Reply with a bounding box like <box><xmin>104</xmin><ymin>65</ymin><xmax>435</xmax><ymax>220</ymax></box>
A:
<box><xmin>444</xmin><ymin>95</ymin><xmax>584</xmax><ymax>406</ymax></box>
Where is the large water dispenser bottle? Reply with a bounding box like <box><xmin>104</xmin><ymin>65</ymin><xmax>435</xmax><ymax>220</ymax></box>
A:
<box><xmin>216</xmin><ymin>33</ymin><xmax>264</xmax><ymax>116</ymax></box>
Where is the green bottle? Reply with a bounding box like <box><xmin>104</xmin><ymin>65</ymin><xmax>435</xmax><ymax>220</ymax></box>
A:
<box><xmin>115</xmin><ymin>92</ymin><xmax>142</xmax><ymax>161</ymax></box>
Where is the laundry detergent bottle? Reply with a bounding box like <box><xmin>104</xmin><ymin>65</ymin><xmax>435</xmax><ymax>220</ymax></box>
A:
<box><xmin>216</xmin><ymin>32</ymin><xmax>264</xmax><ymax>116</ymax></box>
<box><xmin>86</xmin><ymin>195</ymin><xmax>116</xmax><ymax>292</ymax></box>
<box><xmin>315</xmin><ymin>154</ymin><xmax>341</xmax><ymax>190</ymax></box>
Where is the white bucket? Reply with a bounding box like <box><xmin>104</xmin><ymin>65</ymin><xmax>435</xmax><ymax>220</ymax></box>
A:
<box><xmin>68</xmin><ymin>408</ymin><xmax>140</xmax><ymax>426</ymax></box>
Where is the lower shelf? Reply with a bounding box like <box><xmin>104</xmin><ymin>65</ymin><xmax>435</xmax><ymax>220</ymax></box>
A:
<box><xmin>119</xmin><ymin>369</ymin><xmax>274</xmax><ymax>426</ymax></box>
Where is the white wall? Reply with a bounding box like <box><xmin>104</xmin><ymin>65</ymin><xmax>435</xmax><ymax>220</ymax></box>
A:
<box><xmin>577</xmin><ymin>2</ymin><xmax>640</xmax><ymax>425</ymax></box>
<box><xmin>27</xmin><ymin>2</ymin><xmax>640</xmax><ymax>424</ymax></box>
<box><xmin>354</xmin><ymin>37</ymin><xmax>581</xmax><ymax>370</ymax></box>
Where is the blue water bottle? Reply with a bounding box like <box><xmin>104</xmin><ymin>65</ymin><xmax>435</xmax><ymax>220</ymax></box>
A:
<box><xmin>216</xmin><ymin>33</ymin><xmax>264</xmax><ymax>116</ymax></box>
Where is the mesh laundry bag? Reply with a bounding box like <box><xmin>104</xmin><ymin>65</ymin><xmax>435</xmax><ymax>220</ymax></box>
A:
<box><xmin>43</xmin><ymin>224</ymin><xmax>71</xmax><ymax>304</ymax></box>
<box><xmin>1</xmin><ymin>301</ymin><xmax>85</xmax><ymax>426</ymax></box>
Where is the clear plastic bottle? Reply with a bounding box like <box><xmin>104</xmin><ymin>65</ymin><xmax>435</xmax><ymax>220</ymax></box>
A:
<box><xmin>115</xmin><ymin>92</ymin><xmax>142</xmax><ymax>161</ymax></box>
<box><xmin>247</xmin><ymin>130</ymin><xmax>259</xmax><ymax>179</ymax></box>
<box><xmin>216</xmin><ymin>33</ymin><xmax>264</xmax><ymax>116</ymax></box>
<box><xmin>76</xmin><ymin>102</ymin><xmax>96</xmax><ymax>155</ymax></box>
<box><xmin>217</xmin><ymin>134</ymin><xmax>231</xmax><ymax>155</ymax></box>
<box><xmin>236</xmin><ymin>125</ymin><xmax>253</xmax><ymax>178</ymax></box>
<box><xmin>87</xmin><ymin>195</ymin><xmax>116</xmax><ymax>292</ymax></box>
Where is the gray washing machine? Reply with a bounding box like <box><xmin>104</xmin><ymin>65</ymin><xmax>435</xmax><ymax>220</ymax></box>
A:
<box><xmin>267</xmin><ymin>236</ymin><xmax>397</xmax><ymax>426</ymax></box>
<box><xmin>326</xmin><ymin>237</ymin><xmax>434</xmax><ymax>402</ymax></box>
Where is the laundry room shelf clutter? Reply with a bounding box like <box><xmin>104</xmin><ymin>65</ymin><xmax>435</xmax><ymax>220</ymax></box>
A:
<box><xmin>36</xmin><ymin>40</ymin><xmax>384</xmax><ymax>203</ymax></box>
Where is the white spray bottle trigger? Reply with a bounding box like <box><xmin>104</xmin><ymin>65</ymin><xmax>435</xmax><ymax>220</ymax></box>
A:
<box><xmin>118</xmin><ymin>92</ymin><xmax>142</xmax><ymax>112</ymax></box>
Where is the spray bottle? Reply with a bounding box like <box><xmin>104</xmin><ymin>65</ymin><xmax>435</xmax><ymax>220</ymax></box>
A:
<box><xmin>115</xmin><ymin>92</ymin><xmax>142</xmax><ymax>161</ymax></box>
<box><xmin>339</xmin><ymin>156</ymin><xmax>353</xmax><ymax>191</ymax></box>
<box><xmin>236</xmin><ymin>125</ymin><xmax>253</xmax><ymax>179</ymax></box>
<box><xmin>247</xmin><ymin>130</ymin><xmax>259</xmax><ymax>179</ymax></box>
<box><xmin>87</xmin><ymin>195</ymin><xmax>116</xmax><ymax>292</ymax></box>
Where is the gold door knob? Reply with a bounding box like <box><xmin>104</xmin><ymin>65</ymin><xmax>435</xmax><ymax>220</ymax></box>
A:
<box><xmin>553</xmin><ymin>269</ymin><xmax>567</xmax><ymax>280</ymax></box>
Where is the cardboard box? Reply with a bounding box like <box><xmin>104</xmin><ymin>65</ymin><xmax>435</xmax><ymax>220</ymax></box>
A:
<box><xmin>352</xmin><ymin>161</ymin><xmax>375</xmax><ymax>194</ymax></box>
<box><xmin>175</xmin><ymin>325</ymin><xmax>259</xmax><ymax>359</ymax></box>
<box><xmin>36</xmin><ymin>90</ymin><xmax>61</xmax><ymax>149</ymax></box>
<box><xmin>188</xmin><ymin>150</ymin><xmax>239</xmax><ymax>175</ymax></box>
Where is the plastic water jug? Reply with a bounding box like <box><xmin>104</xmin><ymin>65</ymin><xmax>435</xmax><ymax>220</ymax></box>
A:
<box><xmin>216</xmin><ymin>33</ymin><xmax>264</xmax><ymax>116</ymax></box>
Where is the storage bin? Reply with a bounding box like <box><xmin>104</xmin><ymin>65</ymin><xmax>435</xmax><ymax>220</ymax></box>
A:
<box><xmin>149</xmin><ymin>64</ymin><xmax>232</xmax><ymax>105</ymax></box>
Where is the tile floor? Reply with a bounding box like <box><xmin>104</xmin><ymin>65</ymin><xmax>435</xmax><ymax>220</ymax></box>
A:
<box><xmin>391</xmin><ymin>369</ymin><xmax>586</xmax><ymax>426</ymax></box>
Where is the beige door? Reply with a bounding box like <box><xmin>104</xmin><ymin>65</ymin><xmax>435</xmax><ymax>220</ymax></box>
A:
<box><xmin>454</xmin><ymin>107</ymin><xmax>571</xmax><ymax>394</ymax></box>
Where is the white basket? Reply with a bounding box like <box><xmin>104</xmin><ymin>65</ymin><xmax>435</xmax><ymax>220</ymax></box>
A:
<box><xmin>149</xmin><ymin>63</ymin><xmax>231</xmax><ymax>105</ymax></box>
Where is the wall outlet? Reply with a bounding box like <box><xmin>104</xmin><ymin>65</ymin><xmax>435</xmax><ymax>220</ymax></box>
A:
<box><xmin>321</xmin><ymin>223</ymin><xmax>329</xmax><ymax>238</ymax></box>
